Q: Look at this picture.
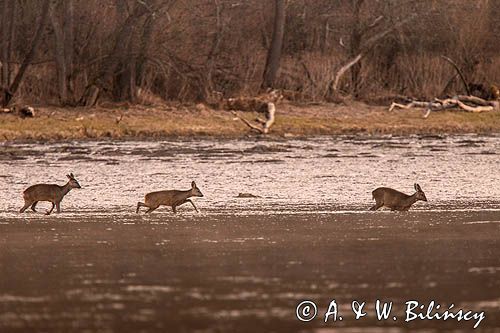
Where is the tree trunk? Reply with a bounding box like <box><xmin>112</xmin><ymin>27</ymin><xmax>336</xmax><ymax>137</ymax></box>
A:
<box><xmin>1</xmin><ymin>0</ymin><xmax>9</xmax><ymax>87</ymax></box>
<box><xmin>7</xmin><ymin>1</ymin><xmax>16</xmax><ymax>85</ymax></box>
<box><xmin>64</xmin><ymin>0</ymin><xmax>74</xmax><ymax>100</ymax></box>
<box><xmin>50</xmin><ymin>1</ymin><xmax>68</xmax><ymax>104</ymax></box>
<box><xmin>205</xmin><ymin>0</ymin><xmax>225</xmax><ymax>96</ymax></box>
<box><xmin>116</xmin><ymin>41</ymin><xmax>137</xmax><ymax>102</ymax></box>
<box><xmin>93</xmin><ymin>4</ymin><xmax>146</xmax><ymax>100</ymax></box>
<box><xmin>3</xmin><ymin>0</ymin><xmax>50</xmax><ymax>107</ymax></box>
<box><xmin>261</xmin><ymin>0</ymin><xmax>286</xmax><ymax>90</ymax></box>
<box><xmin>137</xmin><ymin>13</ymin><xmax>156</xmax><ymax>87</ymax></box>
<box><xmin>320</xmin><ymin>20</ymin><xmax>329</xmax><ymax>54</ymax></box>
<box><xmin>349</xmin><ymin>0</ymin><xmax>364</xmax><ymax>97</ymax></box>
<box><xmin>129</xmin><ymin>54</ymin><xmax>137</xmax><ymax>102</ymax></box>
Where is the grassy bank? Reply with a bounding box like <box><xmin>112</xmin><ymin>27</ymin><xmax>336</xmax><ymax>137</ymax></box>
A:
<box><xmin>1</xmin><ymin>101</ymin><xmax>500</xmax><ymax>142</ymax></box>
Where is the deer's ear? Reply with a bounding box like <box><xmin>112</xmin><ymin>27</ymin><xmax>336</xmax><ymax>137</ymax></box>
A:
<box><xmin>415</xmin><ymin>183</ymin><xmax>422</xmax><ymax>191</ymax></box>
<box><xmin>191</xmin><ymin>181</ymin><xmax>196</xmax><ymax>188</ymax></box>
<box><xmin>67</xmin><ymin>174</ymin><xmax>71</xmax><ymax>179</ymax></box>
<box><xmin>70</xmin><ymin>173</ymin><xmax>75</xmax><ymax>178</ymax></box>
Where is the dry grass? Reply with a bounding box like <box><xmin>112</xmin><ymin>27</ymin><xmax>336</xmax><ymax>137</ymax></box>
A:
<box><xmin>1</xmin><ymin>102</ymin><xmax>499</xmax><ymax>142</ymax></box>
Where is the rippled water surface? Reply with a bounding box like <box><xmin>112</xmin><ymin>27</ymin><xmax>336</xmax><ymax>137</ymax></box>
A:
<box><xmin>1</xmin><ymin>134</ymin><xmax>499</xmax><ymax>215</ymax></box>
<box><xmin>0</xmin><ymin>135</ymin><xmax>500</xmax><ymax>332</ymax></box>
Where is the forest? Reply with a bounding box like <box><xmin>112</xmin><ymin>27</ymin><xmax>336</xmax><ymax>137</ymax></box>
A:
<box><xmin>1</xmin><ymin>0</ymin><xmax>499</xmax><ymax>108</ymax></box>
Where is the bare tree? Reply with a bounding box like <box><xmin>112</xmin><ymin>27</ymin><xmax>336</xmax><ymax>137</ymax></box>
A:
<box><xmin>0</xmin><ymin>0</ymin><xmax>498</xmax><ymax>106</ymax></box>
<box><xmin>261</xmin><ymin>0</ymin><xmax>286</xmax><ymax>90</ymax></box>
<box><xmin>49</xmin><ymin>0</ymin><xmax>77</xmax><ymax>105</ymax></box>
<box><xmin>2</xmin><ymin>0</ymin><xmax>50</xmax><ymax>107</ymax></box>
<box><xmin>50</xmin><ymin>0</ymin><xmax>68</xmax><ymax>104</ymax></box>
<box><xmin>137</xmin><ymin>11</ymin><xmax>157</xmax><ymax>87</ymax></box>
<box><xmin>79</xmin><ymin>1</ymin><xmax>149</xmax><ymax>105</ymax></box>
<box><xmin>348</xmin><ymin>0</ymin><xmax>366</xmax><ymax>96</ymax></box>
<box><xmin>329</xmin><ymin>11</ymin><xmax>417</xmax><ymax>97</ymax></box>
<box><xmin>1</xmin><ymin>0</ymin><xmax>9</xmax><ymax>87</ymax></box>
<box><xmin>205</xmin><ymin>0</ymin><xmax>227</xmax><ymax>95</ymax></box>
<box><xmin>64</xmin><ymin>0</ymin><xmax>75</xmax><ymax>100</ymax></box>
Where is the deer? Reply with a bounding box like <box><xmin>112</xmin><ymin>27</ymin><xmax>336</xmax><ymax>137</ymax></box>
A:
<box><xmin>370</xmin><ymin>183</ymin><xmax>427</xmax><ymax>211</ymax></box>
<box><xmin>136</xmin><ymin>181</ymin><xmax>204</xmax><ymax>214</ymax></box>
<box><xmin>20</xmin><ymin>173</ymin><xmax>82</xmax><ymax>215</ymax></box>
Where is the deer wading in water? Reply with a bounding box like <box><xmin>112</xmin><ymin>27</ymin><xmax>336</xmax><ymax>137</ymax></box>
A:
<box><xmin>20</xmin><ymin>173</ymin><xmax>82</xmax><ymax>215</ymax></box>
<box><xmin>137</xmin><ymin>181</ymin><xmax>204</xmax><ymax>214</ymax></box>
<box><xmin>370</xmin><ymin>183</ymin><xmax>427</xmax><ymax>211</ymax></box>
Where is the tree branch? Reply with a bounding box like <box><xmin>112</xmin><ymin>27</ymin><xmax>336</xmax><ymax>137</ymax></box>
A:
<box><xmin>441</xmin><ymin>55</ymin><xmax>472</xmax><ymax>96</ymax></box>
<box><xmin>329</xmin><ymin>13</ymin><xmax>417</xmax><ymax>96</ymax></box>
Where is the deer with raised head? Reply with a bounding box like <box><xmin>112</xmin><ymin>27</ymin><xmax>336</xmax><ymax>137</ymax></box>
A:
<box><xmin>20</xmin><ymin>173</ymin><xmax>82</xmax><ymax>215</ymax></box>
<box><xmin>370</xmin><ymin>183</ymin><xmax>427</xmax><ymax>211</ymax></box>
<box><xmin>136</xmin><ymin>181</ymin><xmax>204</xmax><ymax>214</ymax></box>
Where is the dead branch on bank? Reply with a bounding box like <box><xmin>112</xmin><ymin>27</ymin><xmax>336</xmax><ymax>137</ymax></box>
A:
<box><xmin>389</xmin><ymin>95</ymin><xmax>499</xmax><ymax>118</ymax></box>
<box><xmin>1</xmin><ymin>106</ymin><xmax>36</xmax><ymax>118</ymax></box>
<box><xmin>212</xmin><ymin>89</ymin><xmax>282</xmax><ymax>135</ymax></box>
<box><xmin>232</xmin><ymin>102</ymin><xmax>275</xmax><ymax>134</ymax></box>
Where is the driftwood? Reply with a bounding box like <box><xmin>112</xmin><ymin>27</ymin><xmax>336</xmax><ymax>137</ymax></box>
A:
<box><xmin>454</xmin><ymin>95</ymin><xmax>493</xmax><ymax>106</ymax></box>
<box><xmin>390</xmin><ymin>95</ymin><xmax>499</xmax><ymax>118</ymax></box>
<box><xmin>236</xmin><ymin>193</ymin><xmax>261</xmax><ymax>198</ymax></box>
<box><xmin>1</xmin><ymin>105</ymin><xmax>35</xmax><ymax>117</ymax></box>
<box><xmin>232</xmin><ymin>102</ymin><xmax>276</xmax><ymax>134</ymax></box>
<box><xmin>214</xmin><ymin>90</ymin><xmax>281</xmax><ymax>134</ymax></box>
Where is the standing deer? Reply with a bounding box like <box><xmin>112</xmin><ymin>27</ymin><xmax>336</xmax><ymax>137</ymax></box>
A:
<box><xmin>136</xmin><ymin>181</ymin><xmax>204</xmax><ymax>214</ymax></box>
<box><xmin>370</xmin><ymin>183</ymin><xmax>427</xmax><ymax>211</ymax></box>
<box><xmin>20</xmin><ymin>173</ymin><xmax>82</xmax><ymax>215</ymax></box>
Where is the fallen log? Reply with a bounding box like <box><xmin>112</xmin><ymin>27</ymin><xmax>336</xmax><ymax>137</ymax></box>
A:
<box><xmin>389</xmin><ymin>101</ymin><xmax>439</xmax><ymax>112</ymax></box>
<box><xmin>389</xmin><ymin>95</ymin><xmax>499</xmax><ymax>118</ymax></box>
<box><xmin>454</xmin><ymin>95</ymin><xmax>495</xmax><ymax>107</ymax></box>
<box><xmin>455</xmin><ymin>100</ymin><xmax>494</xmax><ymax>113</ymax></box>
<box><xmin>1</xmin><ymin>105</ymin><xmax>35</xmax><ymax>118</ymax></box>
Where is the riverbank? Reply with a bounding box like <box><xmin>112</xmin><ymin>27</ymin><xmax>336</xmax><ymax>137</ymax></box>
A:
<box><xmin>1</xmin><ymin>101</ymin><xmax>500</xmax><ymax>142</ymax></box>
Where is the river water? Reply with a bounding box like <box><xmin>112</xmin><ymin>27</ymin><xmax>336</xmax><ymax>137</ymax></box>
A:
<box><xmin>0</xmin><ymin>135</ymin><xmax>499</xmax><ymax>332</ymax></box>
<box><xmin>0</xmin><ymin>134</ymin><xmax>499</xmax><ymax>215</ymax></box>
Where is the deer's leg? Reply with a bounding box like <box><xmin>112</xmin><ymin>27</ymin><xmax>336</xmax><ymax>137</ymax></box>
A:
<box><xmin>174</xmin><ymin>199</ymin><xmax>199</xmax><ymax>213</ymax></box>
<box><xmin>370</xmin><ymin>201</ymin><xmax>383</xmax><ymax>211</ymax></box>
<box><xmin>46</xmin><ymin>202</ymin><xmax>55</xmax><ymax>215</ymax></box>
<box><xmin>30</xmin><ymin>201</ymin><xmax>38</xmax><ymax>212</ymax></box>
<box><xmin>136</xmin><ymin>202</ymin><xmax>146</xmax><ymax>213</ymax></box>
<box><xmin>185</xmin><ymin>199</ymin><xmax>199</xmax><ymax>213</ymax></box>
<box><xmin>20</xmin><ymin>201</ymin><xmax>32</xmax><ymax>213</ymax></box>
<box><xmin>56</xmin><ymin>202</ymin><xmax>61</xmax><ymax>213</ymax></box>
<box><xmin>172</xmin><ymin>205</ymin><xmax>177</xmax><ymax>214</ymax></box>
<box><xmin>145</xmin><ymin>205</ymin><xmax>158</xmax><ymax>213</ymax></box>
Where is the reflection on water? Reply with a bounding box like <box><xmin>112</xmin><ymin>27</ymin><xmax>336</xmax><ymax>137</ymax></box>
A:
<box><xmin>0</xmin><ymin>134</ymin><xmax>499</xmax><ymax>216</ymax></box>
<box><xmin>0</xmin><ymin>212</ymin><xmax>499</xmax><ymax>332</ymax></box>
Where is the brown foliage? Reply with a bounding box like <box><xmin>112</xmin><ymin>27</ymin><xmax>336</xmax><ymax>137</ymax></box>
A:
<box><xmin>0</xmin><ymin>0</ymin><xmax>499</xmax><ymax>106</ymax></box>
